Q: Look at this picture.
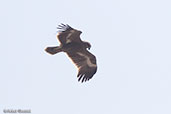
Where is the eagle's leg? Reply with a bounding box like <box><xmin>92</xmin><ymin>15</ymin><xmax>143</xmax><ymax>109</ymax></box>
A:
<box><xmin>45</xmin><ymin>46</ymin><xmax>62</xmax><ymax>55</ymax></box>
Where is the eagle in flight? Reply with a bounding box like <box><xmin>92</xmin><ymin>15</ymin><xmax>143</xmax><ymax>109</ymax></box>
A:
<box><xmin>45</xmin><ymin>24</ymin><xmax>97</xmax><ymax>82</ymax></box>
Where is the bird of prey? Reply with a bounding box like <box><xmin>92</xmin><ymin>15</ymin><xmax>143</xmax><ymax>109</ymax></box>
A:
<box><xmin>45</xmin><ymin>24</ymin><xmax>97</xmax><ymax>82</ymax></box>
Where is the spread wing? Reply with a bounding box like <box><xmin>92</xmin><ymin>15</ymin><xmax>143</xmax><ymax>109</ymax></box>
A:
<box><xmin>57</xmin><ymin>24</ymin><xmax>82</xmax><ymax>44</ymax></box>
<box><xmin>66</xmin><ymin>50</ymin><xmax>97</xmax><ymax>82</ymax></box>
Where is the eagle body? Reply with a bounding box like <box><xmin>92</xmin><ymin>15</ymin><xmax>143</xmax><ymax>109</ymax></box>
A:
<box><xmin>62</xmin><ymin>42</ymin><xmax>84</xmax><ymax>52</ymax></box>
<box><xmin>45</xmin><ymin>24</ymin><xmax>97</xmax><ymax>82</ymax></box>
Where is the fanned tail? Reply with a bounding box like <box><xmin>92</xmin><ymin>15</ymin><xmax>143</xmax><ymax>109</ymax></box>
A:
<box><xmin>45</xmin><ymin>46</ymin><xmax>62</xmax><ymax>55</ymax></box>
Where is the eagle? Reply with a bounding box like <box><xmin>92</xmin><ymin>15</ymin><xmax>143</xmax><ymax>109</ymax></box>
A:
<box><xmin>45</xmin><ymin>24</ymin><xmax>97</xmax><ymax>82</ymax></box>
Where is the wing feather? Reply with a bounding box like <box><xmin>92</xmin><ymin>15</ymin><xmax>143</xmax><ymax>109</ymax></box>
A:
<box><xmin>57</xmin><ymin>24</ymin><xmax>82</xmax><ymax>44</ymax></box>
<box><xmin>66</xmin><ymin>50</ymin><xmax>97</xmax><ymax>82</ymax></box>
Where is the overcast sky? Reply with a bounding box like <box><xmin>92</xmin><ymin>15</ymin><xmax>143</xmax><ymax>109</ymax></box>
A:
<box><xmin>1</xmin><ymin>0</ymin><xmax>171</xmax><ymax>114</ymax></box>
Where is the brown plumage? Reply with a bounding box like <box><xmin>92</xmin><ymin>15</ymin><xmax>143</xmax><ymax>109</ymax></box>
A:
<box><xmin>45</xmin><ymin>24</ymin><xmax>97</xmax><ymax>82</ymax></box>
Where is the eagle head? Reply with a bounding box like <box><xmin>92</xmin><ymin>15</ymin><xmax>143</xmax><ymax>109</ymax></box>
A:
<box><xmin>76</xmin><ymin>30</ymin><xmax>82</xmax><ymax>35</ymax></box>
<box><xmin>83</xmin><ymin>41</ymin><xmax>91</xmax><ymax>50</ymax></box>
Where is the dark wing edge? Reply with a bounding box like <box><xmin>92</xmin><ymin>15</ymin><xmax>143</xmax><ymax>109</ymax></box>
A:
<box><xmin>67</xmin><ymin>51</ymin><xmax>97</xmax><ymax>83</ymax></box>
<box><xmin>57</xmin><ymin>23</ymin><xmax>73</xmax><ymax>32</ymax></box>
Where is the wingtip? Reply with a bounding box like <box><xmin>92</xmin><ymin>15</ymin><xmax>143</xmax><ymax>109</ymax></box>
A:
<box><xmin>77</xmin><ymin>74</ymin><xmax>92</xmax><ymax>83</ymax></box>
<box><xmin>57</xmin><ymin>23</ymin><xmax>73</xmax><ymax>32</ymax></box>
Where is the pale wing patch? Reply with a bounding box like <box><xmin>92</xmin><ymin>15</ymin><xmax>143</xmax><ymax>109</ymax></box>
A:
<box><xmin>66</xmin><ymin>30</ymin><xmax>75</xmax><ymax>43</ymax></box>
<box><xmin>77</xmin><ymin>52</ymin><xmax>97</xmax><ymax>68</ymax></box>
<box><xmin>66</xmin><ymin>39</ymin><xmax>71</xmax><ymax>43</ymax></box>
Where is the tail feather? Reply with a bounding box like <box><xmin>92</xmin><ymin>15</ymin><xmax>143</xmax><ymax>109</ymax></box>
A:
<box><xmin>45</xmin><ymin>46</ymin><xmax>62</xmax><ymax>55</ymax></box>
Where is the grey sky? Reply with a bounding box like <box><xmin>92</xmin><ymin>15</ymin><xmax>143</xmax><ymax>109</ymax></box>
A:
<box><xmin>1</xmin><ymin>0</ymin><xmax>171</xmax><ymax>114</ymax></box>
